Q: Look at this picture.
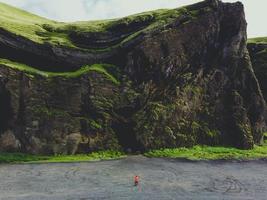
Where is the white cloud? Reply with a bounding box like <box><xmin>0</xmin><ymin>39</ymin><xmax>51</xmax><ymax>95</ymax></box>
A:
<box><xmin>0</xmin><ymin>0</ymin><xmax>90</xmax><ymax>21</ymax></box>
<box><xmin>0</xmin><ymin>0</ymin><xmax>266</xmax><ymax>37</ymax></box>
<box><xmin>83</xmin><ymin>0</ymin><xmax>200</xmax><ymax>20</ymax></box>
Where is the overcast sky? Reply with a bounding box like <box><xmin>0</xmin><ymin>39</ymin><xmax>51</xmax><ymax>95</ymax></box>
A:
<box><xmin>0</xmin><ymin>0</ymin><xmax>265</xmax><ymax>38</ymax></box>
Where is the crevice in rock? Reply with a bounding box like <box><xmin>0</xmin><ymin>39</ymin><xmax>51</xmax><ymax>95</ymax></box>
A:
<box><xmin>112</xmin><ymin>120</ymin><xmax>142</xmax><ymax>153</ymax></box>
<box><xmin>112</xmin><ymin>106</ymin><xmax>143</xmax><ymax>152</ymax></box>
<box><xmin>0</xmin><ymin>84</ymin><xmax>13</xmax><ymax>134</ymax></box>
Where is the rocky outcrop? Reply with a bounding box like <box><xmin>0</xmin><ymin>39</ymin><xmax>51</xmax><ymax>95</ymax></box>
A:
<box><xmin>0</xmin><ymin>0</ymin><xmax>266</xmax><ymax>154</ymax></box>
<box><xmin>248</xmin><ymin>40</ymin><xmax>267</xmax><ymax>127</ymax></box>
<box><xmin>248</xmin><ymin>42</ymin><xmax>267</xmax><ymax>102</ymax></box>
<box><xmin>0</xmin><ymin>130</ymin><xmax>21</xmax><ymax>152</ymax></box>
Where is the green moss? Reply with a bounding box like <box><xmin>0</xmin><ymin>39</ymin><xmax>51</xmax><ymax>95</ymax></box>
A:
<box><xmin>0</xmin><ymin>58</ymin><xmax>51</xmax><ymax>76</ymax></box>
<box><xmin>0</xmin><ymin>58</ymin><xmax>120</xmax><ymax>84</ymax></box>
<box><xmin>145</xmin><ymin>141</ymin><xmax>267</xmax><ymax>160</ymax></box>
<box><xmin>32</xmin><ymin>106</ymin><xmax>70</xmax><ymax>119</ymax></box>
<box><xmin>0</xmin><ymin>2</ymin><xmax>54</xmax><ymax>42</ymax></box>
<box><xmin>80</xmin><ymin>117</ymin><xmax>103</xmax><ymax>131</ymax></box>
<box><xmin>90</xmin><ymin>120</ymin><xmax>102</xmax><ymax>130</ymax></box>
<box><xmin>197</xmin><ymin>124</ymin><xmax>220</xmax><ymax>145</ymax></box>
<box><xmin>133</xmin><ymin>83</ymin><xmax>211</xmax><ymax>150</ymax></box>
<box><xmin>0</xmin><ymin>150</ymin><xmax>125</xmax><ymax>163</ymax></box>
<box><xmin>248</xmin><ymin>37</ymin><xmax>267</xmax><ymax>44</ymax></box>
<box><xmin>88</xmin><ymin>64</ymin><xmax>120</xmax><ymax>85</ymax></box>
<box><xmin>0</xmin><ymin>1</ymin><xmax>212</xmax><ymax>52</ymax></box>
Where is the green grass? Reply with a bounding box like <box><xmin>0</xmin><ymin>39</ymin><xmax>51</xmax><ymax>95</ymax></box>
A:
<box><xmin>0</xmin><ymin>2</ymin><xmax>73</xmax><ymax>47</ymax></box>
<box><xmin>1</xmin><ymin>139</ymin><xmax>267</xmax><ymax>163</ymax></box>
<box><xmin>0</xmin><ymin>58</ymin><xmax>120</xmax><ymax>84</ymax></box>
<box><xmin>145</xmin><ymin>137</ymin><xmax>267</xmax><ymax>160</ymax></box>
<box><xmin>0</xmin><ymin>150</ymin><xmax>125</xmax><ymax>164</ymax></box>
<box><xmin>248</xmin><ymin>37</ymin><xmax>267</xmax><ymax>44</ymax></box>
<box><xmin>0</xmin><ymin>1</ymin><xmax>212</xmax><ymax>51</ymax></box>
<box><xmin>145</xmin><ymin>145</ymin><xmax>267</xmax><ymax>160</ymax></box>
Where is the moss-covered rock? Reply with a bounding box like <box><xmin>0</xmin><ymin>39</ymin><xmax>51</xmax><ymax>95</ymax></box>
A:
<box><xmin>247</xmin><ymin>39</ymin><xmax>267</xmax><ymax>102</ymax></box>
<box><xmin>0</xmin><ymin>0</ymin><xmax>266</xmax><ymax>154</ymax></box>
<box><xmin>247</xmin><ymin>38</ymin><xmax>267</xmax><ymax>137</ymax></box>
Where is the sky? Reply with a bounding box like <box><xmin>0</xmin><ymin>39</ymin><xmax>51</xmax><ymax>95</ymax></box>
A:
<box><xmin>0</xmin><ymin>0</ymin><xmax>265</xmax><ymax>38</ymax></box>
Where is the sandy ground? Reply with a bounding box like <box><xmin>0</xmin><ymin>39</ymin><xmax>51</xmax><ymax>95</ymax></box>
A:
<box><xmin>0</xmin><ymin>156</ymin><xmax>266</xmax><ymax>200</ymax></box>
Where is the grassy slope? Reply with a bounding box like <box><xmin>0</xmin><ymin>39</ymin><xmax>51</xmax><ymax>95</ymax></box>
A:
<box><xmin>1</xmin><ymin>144</ymin><xmax>266</xmax><ymax>163</ymax></box>
<box><xmin>145</xmin><ymin>133</ymin><xmax>267</xmax><ymax>160</ymax></box>
<box><xmin>0</xmin><ymin>150</ymin><xmax>125</xmax><ymax>164</ymax></box>
<box><xmin>1</xmin><ymin>134</ymin><xmax>266</xmax><ymax>163</ymax></box>
<box><xmin>0</xmin><ymin>1</ymin><xmax>212</xmax><ymax>75</ymax></box>
<box><xmin>145</xmin><ymin>145</ymin><xmax>267</xmax><ymax>160</ymax></box>
<box><xmin>0</xmin><ymin>2</ymin><xmax>73</xmax><ymax>47</ymax></box>
<box><xmin>0</xmin><ymin>2</ymin><xmax>159</xmax><ymax>47</ymax></box>
<box><xmin>0</xmin><ymin>58</ymin><xmax>120</xmax><ymax>84</ymax></box>
<box><xmin>0</xmin><ymin>2</ymin><xmax>208</xmax><ymax>50</ymax></box>
<box><xmin>248</xmin><ymin>37</ymin><xmax>267</xmax><ymax>44</ymax></box>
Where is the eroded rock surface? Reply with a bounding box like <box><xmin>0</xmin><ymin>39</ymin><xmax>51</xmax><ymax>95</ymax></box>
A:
<box><xmin>0</xmin><ymin>0</ymin><xmax>266</xmax><ymax>154</ymax></box>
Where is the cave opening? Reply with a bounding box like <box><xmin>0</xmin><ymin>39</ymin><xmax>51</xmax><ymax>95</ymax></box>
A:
<box><xmin>112</xmin><ymin>120</ymin><xmax>143</xmax><ymax>153</ymax></box>
<box><xmin>112</xmin><ymin>106</ymin><xmax>143</xmax><ymax>153</ymax></box>
<box><xmin>0</xmin><ymin>88</ymin><xmax>13</xmax><ymax>133</ymax></box>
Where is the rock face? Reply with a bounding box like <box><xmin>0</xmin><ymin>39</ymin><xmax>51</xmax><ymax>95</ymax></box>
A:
<box><xmin>247</xmin><ymin>40</ymin><xmax>267</xmax><ymax>127</ymax></box>
<box><xmin>248</xmin><ymin>41</ymin><xmax>267</xmax><ymax>102</ymax></box>
<box><xmin>0</xmin><ymin>0</ymin><xmax>266</xmax><ymax>154</ymax></box>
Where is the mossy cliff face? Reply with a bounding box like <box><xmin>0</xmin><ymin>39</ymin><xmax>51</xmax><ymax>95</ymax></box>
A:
<box><xmin>0</xmin><ymin>0</ymin><xmax>266</xmax><ymax>154</ymax></box>
<box><xmin>247</xmin><ymin>38</ymin><xmax>267</xmax><ymax>129</ymax></box>
<box><xmin>247</xmin><ymin>39</ymin><xmax>267</xmax><ymax>102</ymax></box>
<box><xmin>0</xmin><ymin>65</ymin><xmax>122</xmax><ymax>154</ymax></box>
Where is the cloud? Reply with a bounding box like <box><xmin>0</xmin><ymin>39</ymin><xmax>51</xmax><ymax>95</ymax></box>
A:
<box><xmin>0</xmin><ymin>0</ymin><xmax>266</xmax><ymax>37</ymax></box>
<box><xmin>83</xmin><ymin>0</ymin><xmax>200</xmax><ymax>20</ymax></box>
<box><xmin>0</xmin><ymin>0</ymin><xmax>200</xmax><ymax>21</ymax></box>
<box><xmin>0</xmin><ymin>0</ymin><xmax>90</xmax><ymax>21</ymax></box>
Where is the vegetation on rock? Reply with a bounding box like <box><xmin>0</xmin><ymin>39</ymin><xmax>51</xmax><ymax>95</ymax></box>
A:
<box><xmin>0</xmin><ymin>150</ymin><xmax>125</xmax><ymax>163</ymax></box>
<box><xmin>247</xmin><ymin>37</ymin><xmax>267</xmax><ymax>102</ymax></box>
<box><xmin>0</xmin><ymin>1</ymin><xmax>212</xmax><ymax>51</ymax></box>
<box><xmin>0</xmin><ymin>0</ymin><xmax>266</xmax><ymax>155</ymax></box>
<box><xmin>0</xmin><ymin>58</ymin><xmax>119</xmax><ymax>83</ymax></box>
<box><xmin>145</xmin><ymin>135</ymin><xmax>267</xmax><ymax>160</ymax></box>
<box><xmin>248</xmin><ymin>37</ymin><xmax>267</xmax><ymax>44</ymax></box>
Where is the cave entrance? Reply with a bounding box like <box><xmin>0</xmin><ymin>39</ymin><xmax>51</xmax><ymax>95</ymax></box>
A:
<box><xmin>0</xmin><ymin>88</ymin><xmax>13</xmax><ymax>133</ymax></box>
<box><xmin>112</xmin><ymin>120</ymin><xmax>143</xmax><ymax>153</ymax></box>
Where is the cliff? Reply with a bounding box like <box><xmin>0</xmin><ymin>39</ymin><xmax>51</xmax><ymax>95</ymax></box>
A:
<box><xmin>247</xmin><ymin>37</ymin><xmax>267</xmax><ymax>126</ymax></box>
<box><xmin>0</xmin><ymin>0</ymin><xmax>266</xmax><ymax>154</ymax></box>
<box><xmin>247</xmin><ymin>38</ymin><xmax>267</xmax><ymax>102</ymax></box>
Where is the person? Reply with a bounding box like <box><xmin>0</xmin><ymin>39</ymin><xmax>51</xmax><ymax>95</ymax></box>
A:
<box><xmin>134</xmin><ymin>175</ymin><xmax>140</xmax><ymax>186</ymax></box>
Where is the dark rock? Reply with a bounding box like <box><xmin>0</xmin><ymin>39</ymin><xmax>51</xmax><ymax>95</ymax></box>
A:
<box><xmin>248</xmin><ymin>43</ymin><xmax>267</xmax><ymax>102</ymax></box>
<box><xmin>0</xmin><ymin>0</ymin><xmax>266</xmax><ymax>154</ymax></box>
<box><xmin>0</xmin><ymin>130</ymin><xmax>21</xmax><ymax>152</ymax></box>
<box><xmin>247</xmin><ymin>42</ymin><xmax>267</xmax><ymax>130</ymax></box>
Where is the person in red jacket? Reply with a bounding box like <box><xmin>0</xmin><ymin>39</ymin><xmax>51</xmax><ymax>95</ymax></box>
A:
<box><xmin>134</xmin><ymin>175</ymin><xmax>140</xmax><ymax>186</ymax></box>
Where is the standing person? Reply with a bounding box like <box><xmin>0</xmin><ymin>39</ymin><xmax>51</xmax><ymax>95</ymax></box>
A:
<box><xmin>134</xmin><ymin>175</ymin><xmax>140</xmax><ymax>186</ymax></box>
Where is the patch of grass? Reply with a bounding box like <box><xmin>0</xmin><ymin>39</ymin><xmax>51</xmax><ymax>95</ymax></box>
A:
<box><xmin>0</xmin><ymin>1</ymin><xmax>212</xmax><ymax>51</ymax></box>
<box><xmin>248</xmin><ymin>37</ymin><xmax>267</xmax><ymax>44</ymax></box>
<box><xmin>0</xmin><ymin>150</ymin><xmax>125</xmax><ymax>164</ymax></box>
<box><xmin>0</xmin><ymin>58</ymin><xmax>54</xmax><ymax>76</ymax></box>
<box><xmin>0</xmin><ymin>2</ymin><xmax>74</xmax><ymax>47</ymax></box>
<box><xmin>145</xmin><ymin>140</ymin><xmax>267</xmax><ymax>160</ymax></box>
<box><xmin>0</xmin><ymin>58</ymin><xmax>120</xmax><ymax>84</ymax></box>
<box><xmin>87</xmin><ymin>64</ymin><xmax>120</xmax><ymax>85</ymax></box>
